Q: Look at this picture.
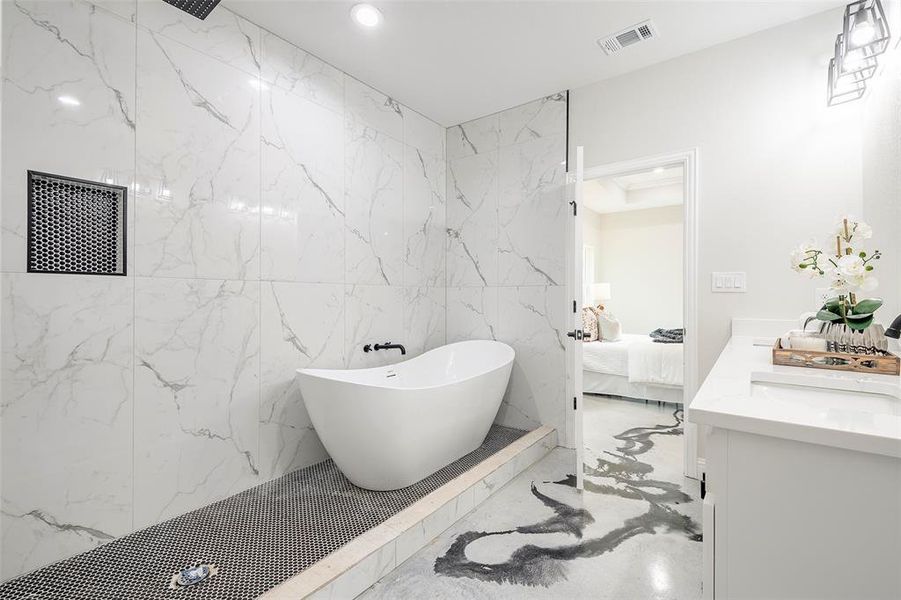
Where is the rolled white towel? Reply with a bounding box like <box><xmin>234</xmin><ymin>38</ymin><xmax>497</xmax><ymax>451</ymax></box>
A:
<box><xmin>783</xmin><ymin>329</ymin><xmax>827</xmax><ymax>351</ymax></box>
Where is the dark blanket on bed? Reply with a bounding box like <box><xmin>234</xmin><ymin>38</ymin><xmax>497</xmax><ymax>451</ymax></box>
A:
<box><xmin>650</xmin><ymin>328</ymin><xmax>684</xmax><ymax>343</ymax></box>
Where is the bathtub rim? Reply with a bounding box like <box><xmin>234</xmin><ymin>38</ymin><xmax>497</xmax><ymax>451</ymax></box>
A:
<box><xmin>296</xmin><ymin>340</ymin><xmax>515</xmax><ymax>392</ymax></box>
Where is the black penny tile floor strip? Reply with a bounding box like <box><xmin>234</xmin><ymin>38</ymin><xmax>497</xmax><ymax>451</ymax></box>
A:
<box><xmin>0</xmin><ymin>425</ymin><xmax>527</xmax><ymax>600</ymax></box>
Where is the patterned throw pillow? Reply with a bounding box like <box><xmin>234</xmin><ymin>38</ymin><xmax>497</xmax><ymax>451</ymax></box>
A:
<box><xmin>581</xmin><ymin>307</ymin><xmax>599</xmax><ymax>342</ymax></box>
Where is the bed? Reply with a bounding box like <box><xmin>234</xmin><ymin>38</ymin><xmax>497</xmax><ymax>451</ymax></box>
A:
<box><xmin>582</xmin><ymin>333</ymin><xmax>684</xmax><ymax>404</ymax></box>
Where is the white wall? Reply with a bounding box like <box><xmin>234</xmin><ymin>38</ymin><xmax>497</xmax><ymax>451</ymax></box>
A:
<box><xmin>862</xmin><ymin>41</ymin><xmax>901</xmax><ymax>327</ymax></box>
<box><xmin>0</xmin><ymin>0</ymin><xmax>446</xmax><ymax>579</ymax></box>
<box><xmin>583</xmin><ymin>205</ymin><xmax>683</xmax><ymax>334</ymax></box>
<box><xmin>570</xmin><ymin>8</ymin><xmax>864</xmax><ymax>381</ymax></box>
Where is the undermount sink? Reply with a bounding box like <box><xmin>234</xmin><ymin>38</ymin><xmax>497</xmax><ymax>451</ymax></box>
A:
<box><xmin>750</xmin><ymin>369</ymin><xmax>901</xmax><ymax>416</ymax></box>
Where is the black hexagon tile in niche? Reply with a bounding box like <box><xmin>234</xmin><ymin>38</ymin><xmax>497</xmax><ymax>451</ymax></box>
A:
<box><xmin>27</xmin><ymin>171</ymin><xmax>126</xmax><ymax>275</ymax></box>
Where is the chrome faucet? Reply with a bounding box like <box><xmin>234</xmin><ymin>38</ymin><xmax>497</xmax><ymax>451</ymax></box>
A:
<box><xmin>363</xmin><ymin>341</ymin><xmax>406</xmax><ymax>355</ymax></box>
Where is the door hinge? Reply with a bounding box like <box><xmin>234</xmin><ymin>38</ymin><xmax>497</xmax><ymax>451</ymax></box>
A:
<box><xmin>573</xmin><ymin>397</ymin><xmax>577</xmax><ymax>410</ymax></box>
<box><xmin>569</xmin><ymin>200</ymin><xmax>577</xmax><ymax>216</ymax></box>
<box><xmin>572</xmin><ymin>300</ymin><xmax>577</xmax><ymax>313</ymax></box>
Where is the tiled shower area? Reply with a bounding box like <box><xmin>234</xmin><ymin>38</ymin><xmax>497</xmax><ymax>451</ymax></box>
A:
<box><xmin>0</xmin><ymin>426</ymin><xmax>546</xmax><ymax>599</ymax></box>
<box><xmin>0</xmin><ymin>0</ymin><xmax>569</xmax><ymax>595</ymax></box>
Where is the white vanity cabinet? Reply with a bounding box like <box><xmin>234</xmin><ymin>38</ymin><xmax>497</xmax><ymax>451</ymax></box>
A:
<box><xmin>701</xmin><ymin>425</ymin><xmax>901</xmax><ymax>599</ymax></box>
<box><xmin>691</xmin><ymin>331</ymin><xmax>901</xmax><ymax>600</ymax></box>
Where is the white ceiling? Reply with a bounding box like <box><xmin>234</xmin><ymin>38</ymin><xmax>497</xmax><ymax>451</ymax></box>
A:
<box><xmin>610</xmin><ymin>165</ymin><xmax>683</xmax><ymax>191</ymax></box>
<box><xmin>225</xmin><ymin>0</ymin><xmax>844</xmax><ymax>126</ymax></box>
<box><xmin>584</xmin><ymin>166</ymin><xmax>684</xmax><ymax>214</ymax></box>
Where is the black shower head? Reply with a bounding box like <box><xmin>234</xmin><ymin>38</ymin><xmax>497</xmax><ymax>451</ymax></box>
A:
<box><xmin>162</xmin><ymin>0</ymin><xmax>222</xmax><ymax>20</ymax></box>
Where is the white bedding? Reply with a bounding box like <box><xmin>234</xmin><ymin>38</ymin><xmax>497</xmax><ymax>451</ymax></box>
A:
<box><xmin>582</xmin><ymin>334</ymin><xmax>683</xmax><ymax>387</ymax></box>
<box><xmin>583</xmin><ymin>371</ymin><xmax>683</xmax><ymax>404</ymax></box>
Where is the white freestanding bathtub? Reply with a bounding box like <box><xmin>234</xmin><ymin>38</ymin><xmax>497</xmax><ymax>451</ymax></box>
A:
<box><xmin>296</xmin><ymin>340</ymin><xmax>515</xmax><ymax>490</ymax></box>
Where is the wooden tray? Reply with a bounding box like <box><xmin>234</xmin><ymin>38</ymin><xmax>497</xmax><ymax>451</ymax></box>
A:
<box><xmin>773</xmin><ymin>339</ymin><xmax>900</xmax><ymax>376</ymax></box>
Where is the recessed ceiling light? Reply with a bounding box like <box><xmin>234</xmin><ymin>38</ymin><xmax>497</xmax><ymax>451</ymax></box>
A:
<box><xmin>351</xmin><ymin>3</ymin><xmax>382</xmax><ymax>28</ymax></box>
<box><xmin>57</xmin><ymin>95</ymin><xmax>81</xmax><ymax>107</ymax></box>
<box><xmin>653</xmin><ymin>167</ymin><xmax>665</xmax><ymax>174</ymax></box>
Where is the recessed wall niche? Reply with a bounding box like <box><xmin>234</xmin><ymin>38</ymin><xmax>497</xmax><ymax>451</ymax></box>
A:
<box><xmin>27</xmin><ymin>171</ymin><xmax>127</xmax><ymax>276</ymax></box>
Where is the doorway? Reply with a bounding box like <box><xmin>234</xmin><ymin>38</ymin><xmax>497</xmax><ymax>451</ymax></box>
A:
<box><xmin>566</xmin><ymin>148</ymin><xmax>699</xmax><ymax>486</ymax></box>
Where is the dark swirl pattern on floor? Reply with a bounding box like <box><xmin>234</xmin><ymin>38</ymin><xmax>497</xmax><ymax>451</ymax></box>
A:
<box><xmin>434</xmin><ymin>409</ymin><xmax>700</xmax><ymax>587</ymax></box>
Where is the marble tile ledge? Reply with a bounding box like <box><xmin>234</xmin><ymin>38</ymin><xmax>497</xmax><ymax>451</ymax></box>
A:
<box><xmin>259</xmin><ymin>425</ymin><xmax>557</xmax><ymax>599</ymax></box>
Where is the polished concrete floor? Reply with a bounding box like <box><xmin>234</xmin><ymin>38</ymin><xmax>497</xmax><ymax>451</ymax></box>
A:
<box><xmin>360</xmin><ymin>396</ymin><xmax>702</xmax><ymax>599</ymax></box>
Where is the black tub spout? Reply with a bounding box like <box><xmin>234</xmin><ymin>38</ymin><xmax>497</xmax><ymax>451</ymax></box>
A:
<box><xmin>363</xmin><ymin>341</ymin><xmax>406</xmax><ymax>355</ymax></box>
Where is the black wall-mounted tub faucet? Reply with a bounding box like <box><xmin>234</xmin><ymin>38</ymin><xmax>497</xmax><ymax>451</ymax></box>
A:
<box><xmin>363</xmin><ymin>342</ymin><xmax>406</xmax><ymax>355</ymax></box>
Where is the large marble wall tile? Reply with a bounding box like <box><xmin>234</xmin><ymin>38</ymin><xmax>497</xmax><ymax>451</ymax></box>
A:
<box><xmin>345</xmin><ymin>285</ymin><xmax>404</xmax><ymax>368</ymax></box>
<box><xmin>133</xmin><ymin>278</ymin><xmax>260</xmax><ymax>528</ymax></box>
<box><xmin>446</xmin><ymin>113</ymin><xmax>499</xmax><ymax>160</ymax></box>
<box><xmin>261</xmin><ymin>87</ymin><xmax>345</xmax><ymax>283</ymax></box>
<box><xmin>135</xmin><ymin>31</ymin><xmax>260</xmax><ymax>280</ymax></box>
<box><xmin>496</xmin><ymin>285</ymin><xmax>566</xmax><ymax>434</ymax></box>
<box><xmin>446</xmin><ymin>152</ymin><xmax>499</xmax><ymax>287</ymax></box>
<box><xmin>136</xmin><ymin>2</ymin><xmax>260</xmax><ymax>76</ymax></box>
<box><xmin>260</xmin><ymin>31</ymin><xmax>343</xmax><ymax>114</ymax></box>
<box><xmin>498</xmin><ymin>134</ymin><xmax>567</xmax><ymax>286</ymax></box>
<box><xmin>260</xmin><ymin>282</ymin><xmax>344</xmax><ymax>480</ymax></box>
<box><xmin>1</xmin><ymin>0</ymin><xmax>135</xmax><ymax>273</ymax></box>
<box><xmin>498</xmin><ymin>92</ymin><xmax>567</xmax><ymax>147</ymax></box>
<box><xmin>345</xmin><ymin>76</ymin><xmax>404</xmax><ymax>141</ymax></box>
<box><xmin>404</xmin><ymin>109</ymin><xmax>445</xmax><ymax>160</ymax></box>
<box><xmin>345</xmin><ymin>123</ymin><xmax>404</xmax><ymax>286</ymax></box>
<box><xmin>404</xmin><ymin>146</ymin><xmax>446</xmax><ymax>287</ymax></box>
<box><xmin>1</xmin><ymin>274</ymin><xmax>133</xmax><ymax>580</ymax></box>
<box><xmin>403</xmin><ymin>287</ymin><xmax>446</xmax><ymax>357</ymax></box>
<box><xmin>445</xmin><ymin>286</ymin><xmax>498</xmax><ymax>343</ymax></box>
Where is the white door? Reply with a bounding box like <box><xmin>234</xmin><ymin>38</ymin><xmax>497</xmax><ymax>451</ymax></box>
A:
<box><xmin>564</xmin><ymin>146</ymin><xmax>585</xmax><ymax>490</ymax></box>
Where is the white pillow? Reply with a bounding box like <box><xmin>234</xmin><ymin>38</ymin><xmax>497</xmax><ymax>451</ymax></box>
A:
<box><xmin>597</xmin><ymin>311</ymin><xmax>622</xmax><ymax>342</ymax></box>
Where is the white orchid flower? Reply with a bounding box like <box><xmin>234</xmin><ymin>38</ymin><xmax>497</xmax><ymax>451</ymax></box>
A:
<box><xmin>834</xmin><ymin>216</ymin><xmax>873</xmax><ymax>241</ymax></box>
<box><xmin>790</xmin><ymin>242</ymin><xmax>823</xmax><ymax>277</ymax></box>
<box><xmin>835</xmin><ymin>253</ymin><xmax>866</xmax><ymax>278</ymax></box>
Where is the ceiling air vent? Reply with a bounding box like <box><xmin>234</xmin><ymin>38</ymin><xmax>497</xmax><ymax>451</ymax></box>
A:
<box><xmin>597</xmin><ymin>20</ymin><xmax>658</xmax><ymax>55</ymax></box>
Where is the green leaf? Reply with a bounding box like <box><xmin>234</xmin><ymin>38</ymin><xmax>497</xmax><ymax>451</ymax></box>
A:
<box><xmin>816</xmin><ymin>309</ymin><xmax>843</xmax><ymax>322</ymax></box>
<box><xmin>798</xmin><ymin>263</ymin><xmax>808</xmax><ymax>269</ymax></box>
<box><xmin>852</xmin><ymin>298</ymin><xmax>882</xmax><ymax>314</ymax></box>
<box><xmin>847</xmin><ymin>316</ymin><xmax>874</xmax><ymax>331</ymax></box>
<box><xmin>859</xmin><ymin>251</ymin><xmax>867</xmax><ymax>258</ymax></box>
<box><xmin>823</xmin><ymin>297</ymin><xmax>843</xmax><ymax>313</ymax></box>
<box><xmin>845</xmin><ymin>312</ymin><xmax>873</xmax><ymax>321</ymax></box>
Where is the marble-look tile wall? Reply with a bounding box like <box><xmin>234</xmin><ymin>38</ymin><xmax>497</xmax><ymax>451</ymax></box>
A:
<box><xmin>0</xmin><ymin>0</ymin><xmax>445</xmax><ymax>579</ymax></box>
<box><xmin>445</xmin><ymin>94</ymin><xmax>569</xmax><ymax>436</ymax></box>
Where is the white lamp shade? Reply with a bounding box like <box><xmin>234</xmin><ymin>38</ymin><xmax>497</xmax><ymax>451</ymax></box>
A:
<box><xmin>591</xmin><ymin>282</ymin><xmax>612</xmax><ymax>303</ymax></box>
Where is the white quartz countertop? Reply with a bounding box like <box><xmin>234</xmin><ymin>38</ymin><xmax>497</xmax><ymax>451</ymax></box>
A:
<box><xmin>688</xmin><ymin>336</ymin><xmax>901</xmax><ymax>458</ymax></box>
